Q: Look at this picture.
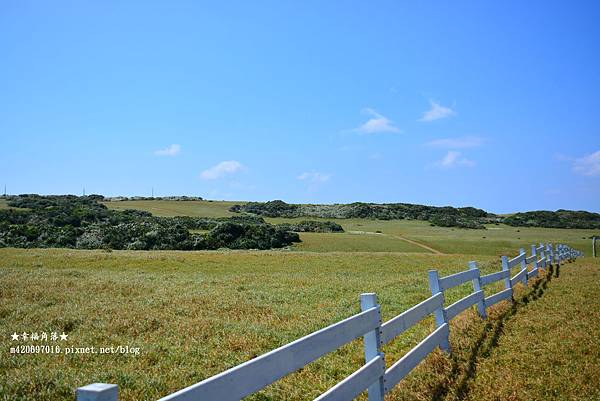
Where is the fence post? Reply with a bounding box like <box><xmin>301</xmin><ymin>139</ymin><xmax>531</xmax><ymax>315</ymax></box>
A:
<box><xmin>77</xmin><ymin>383</ymin><xmax>118</xmax><ymax>401</ymax></box>
<box><xmin>428</xmin><ymin>270</ymin><xmax>451</xmax><ymax>352</ymax></box>
<box><xmin>531</xmin><ymin>244</ymin><xmax>539</xmax><ymax>271</ymax></box>
<box><xmin>360</xmin><ymin>293</ymin><xmax>385</xmax><ymax>401</ymax></box>
<box><xmin>540</xmin><ymin>243</ymin><xmax>547</xmax><ymax>270</ymax></box>
<box><xmin>468</xmin><ymin>261</ymin><xmax>487</xmax><ymax>319</ymax></box>
<box><xmin>519</xmin><ymin>248</ymin><xmax>528</xmax><ymax>286</ymax></box>
<box><xmin>547</xmin><ymin>243</ymin><xmax>554</xmax><ymax>265</ymax></box>
<box><xmin>561</xmin><ymin>244</ymin><xmax>564</xmax><ymax>263</ymax></box>
<box><xmin>501</xmin><ymin>256</ymin><xmax>513</xmax><ymax>299</ymax></box>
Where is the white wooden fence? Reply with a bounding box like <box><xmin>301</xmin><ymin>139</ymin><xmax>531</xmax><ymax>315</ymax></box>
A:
<box><xmin>77</xmin><ymin>243</ymin><xmax>583</xmax><ymax>401</ymax></box>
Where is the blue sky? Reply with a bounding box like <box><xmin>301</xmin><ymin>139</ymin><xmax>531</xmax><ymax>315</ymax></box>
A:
<box><xmin>1</xmin><ymin>1</ymin><xmax>599</xmax><ymax>213</ymax></box>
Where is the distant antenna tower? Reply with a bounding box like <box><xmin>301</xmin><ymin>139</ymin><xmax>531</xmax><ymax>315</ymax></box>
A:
<box><xmin>3</xmin><ymin>185</ymin><xmax>6</xmax><ymax>196</ymax></box>
<box><xmin>83</xmin><ymin>187</ymin><xmax>86</xmax><ymax>196</ymax></box>
<box><xmin>152</xmin><ymin>187</ymin><xmax>154</xmax><ymax>197</ymax></box>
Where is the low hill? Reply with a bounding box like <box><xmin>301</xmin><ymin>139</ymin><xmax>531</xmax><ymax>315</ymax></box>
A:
<box><xmin>503</xmin><ymin>209</ymin><xmax>600</xmax><ymax>229</ymax></box>
<box><xmin>231</xmin><ymin>200</ymin><xmax>492</xmax><ymax>229</ymax></box>
<box><xmin>231</xmin><ymin>200</ymin><xmax>600</xmax><ymax>230</ymax></box>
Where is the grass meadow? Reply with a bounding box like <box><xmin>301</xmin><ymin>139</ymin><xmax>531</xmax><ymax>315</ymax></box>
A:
<box><xmin>1</xmin><ymin>200</ymin><xmax>598</xmax><ymax>400</ymax></box>
<box><xmin>102</xmin><ymin>199</ymin><xmax>243</xmax><ymax>218</ymax></box>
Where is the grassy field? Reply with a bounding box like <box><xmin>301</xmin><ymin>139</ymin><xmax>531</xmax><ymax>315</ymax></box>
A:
<box><xmin>291</xmin><ymin>232</ymin><xmax>427</xmax><ymax>253</ymax></box>
<box><xmin>102</xmin><ymin>199</ymin><xmax>244</xmax><ymax>218</ymax></box>
<box><xmin>0</xmin><ymin>249</ymin><xmax>499</xmax><ymax>401</ymax></box>
<box><xmin>461</xmin><ymin>257</ymin><xmax>600</xmax><ymax>401</ymax></box>
<box><xmin>1</xmin><ymin>250</ymin><xmax>596</xmax><ymax>401</ymax></box>
<box><xmin>1</xmin><ymin>199</ymin><xmax>598</xmax><ymax>401</ymax></box>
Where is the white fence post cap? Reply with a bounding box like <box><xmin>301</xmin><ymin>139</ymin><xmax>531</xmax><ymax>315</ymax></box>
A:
<box><xmin>77</xmin><ymin>383</ymin><xmax>118</xmax><ymax>401</ymax></box>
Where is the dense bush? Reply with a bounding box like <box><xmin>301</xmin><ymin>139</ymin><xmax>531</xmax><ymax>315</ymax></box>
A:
<box><xmin>0</xmin><ymin>195</ymin><xmax>300</xmax><ymax>250</ymax></box>
<box><xmin>230</xmin><ymin>200</ymin><xmax>490</xmax><ymax>229</ymax></box>
<box><xmin>503</xmin><ymin>210</ymin><xmax>600</xmax><ymax>229</ymax></box>
<box><xmin>206</xmin><ymin>222</ymin><xmax>299</xmax><ymax>250</ymax></box>
<box><xmin>428</xmin><ymin>214</ymin><xmax>485</xmax><ymax>229</ymax></box>
<box><xmin>277</xmin><ymin>220</ymin><xmax>344</xmax><ymax>233</ymax></box>
<box><xmin>230</xmin><ymin>200</ymin><xmax>300</xmax><ymax>217</ymax></box>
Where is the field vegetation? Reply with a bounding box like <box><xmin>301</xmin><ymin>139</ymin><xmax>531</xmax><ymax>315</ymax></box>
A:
<box><xmin>504</xmin><ymin>209</ymin><xmax>600</xmax><ymax>229</ymax></box>
<box><xmin>230</xmin><ymin>200</ymin><xmax>600</xmax><ymax>229</ymax></box>
<box><xmin>1</xmin><ymin>250</ymin><xmax>598</xmax><ymax>401</ymax></box>
<box><xmin>102</xmin><ymin>200</ymin><xmax>599</xmax><ymax>256</ymax></box>
<box><xmin>231</xmin><ymin>200</ymin><xmax>491</xmax><ymax>229</ymax></box>
<box><xmin>1</xmin><ymin>198</ymin><xmax>598</xmax><ymax>401</ymax></box>
<box><xmin>461</xmin><ymin>257</ymin><xmax>600</xmax><ymax>400</ymax></box>
<box><xmin>104</xmin><ymin>198</ymin><xmax>242</xmax><ymax>218</ymax></box>
<box><xmin>0</xmin><ymin>196</ymin><xmax>305</xmax><ymax>251</ymax></box>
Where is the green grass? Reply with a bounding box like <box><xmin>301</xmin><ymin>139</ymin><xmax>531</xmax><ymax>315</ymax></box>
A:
<box><xmin>1</xmin><ymin>249</ymin><xmax>596</xmax><ymax>401</ymax></box>
<box><xmin>102</xmin><ymin>199</ymin><xmax>245</xmax><ymax>218</ymax></box>
<box><xmin>0</xmin><ymin>198</ymin><xmax>8</xmax><ymax>209</ymax></box>
<box><xmin>293</xmin><ymin>232</ymin><xmax>429</xmax><ymax>253</ymax></box>
<box><xmin>0</xmin><ymin>248</ymin><xmax>502</xmax><ymax>401</ymax></box>
<box><xmin>435</xmin><ymin>258</ymin><xmax>600</xmax><ymax>401</ymax></box>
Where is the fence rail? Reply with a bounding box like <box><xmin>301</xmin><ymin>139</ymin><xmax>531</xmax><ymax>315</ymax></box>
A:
<box><xmin>77</xmin><ymin>243</ymin><xmax>583</xmax><ymax>401</ymax></box>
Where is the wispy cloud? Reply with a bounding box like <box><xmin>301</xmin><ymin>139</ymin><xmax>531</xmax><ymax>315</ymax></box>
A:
<box><xmin>154</xmin><ymin>144</ymin><xmax>181</xmax><ymax>156</ymax></box>
<box><xmin>297</xmin><ymin>171</ymin><xmax>331</xmax><ymax>183</ymax></box>
<box><xmin>355</xmin><ymin>108</ymin><xmax>401</xmax><ymax>134</ymax></box>
<box><xmin>553</xmin><ymin>153</ymin><xmax>572</xmax><ymax>162</ymax></box>
<box><xmin>435</xmin><ymin>151</ymin><xmax>475</xmax><ymax>169</ymax></box>
<box><xmin>425</xmin><ymin>136</ymin><xmax>484</xmax><ymax>149</ymax></box>
<box><xmin>420</xmin><ymin>101</ymin><xmax>456</xmax><ymax>122</ymax></box>
<box><xmin>573</xmin><ymin>150</ymin><xmax>600</xmax><ymax>177</ymax></box>
<box><xmin>200</xmin><ymin>160</ymin><xmax>244</xmax><ymax>180</ymax></box>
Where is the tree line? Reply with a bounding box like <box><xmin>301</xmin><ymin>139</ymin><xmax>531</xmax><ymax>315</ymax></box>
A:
<box><xmin>230</xmin><ymin>200</ymin><xmax>600</xmax><ymax>230</ymax></box>
<box><xmin>230</xmin><ymin>200</ymin><xmax>492</xmax><ymax>229</ymax></box>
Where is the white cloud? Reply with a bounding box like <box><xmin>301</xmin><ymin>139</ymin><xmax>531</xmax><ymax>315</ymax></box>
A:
<box><xmin>355</xmin><ymin>108</ymin><xmax>401</xmax><ymax>134</ymax></box>
<box><xmin>420</xmin><ymin>101</ymin><xmax>456</xmax><ymax>122</ymax></box>
<box><xmin>436</xmin><ymin>151</ymin><xmax>475</xmax><ymax>169</ymax></box>
<box><xmin>297</xmin><ymin>171</ymin><xmax>331</xmax><ymax>183</ymax></box>
<box><xmin>573</xmin><ymin>150</ymin><xmax>600</xmax><ymax>177</ymax></box>
<box><xmin>154</xmin><ymin>144</ymin><xmax>181</xmax><ymax>156</ymax></box>
<box><xmin>200</xmin><ymin>160</ymin><xmax>244</xmax><ymax>180</ymax></box>
<box><xmin>426</xmin><ymin>136</ymin><xmax>483</xmax><ymax>149</ymax></box>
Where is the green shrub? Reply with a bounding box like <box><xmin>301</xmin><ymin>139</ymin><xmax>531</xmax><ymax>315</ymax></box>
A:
<box><xmin>0</xmin><ymin>195</ymin><xmax>300</xmax><ymax>251</ymax></box>
<box><xmin>503</xmin><ymin>210</ymin><xmax>600</xmax><ymax>229</ymax></box>
<box><xmin>230</xmin><ymin>200</ymin><xmax>490</xmax><ymax>229</ymax></box>
<box><xmin>277</xmin><ymin>220</ymin><xmax>344</xmax><ymax>233</ymax></box>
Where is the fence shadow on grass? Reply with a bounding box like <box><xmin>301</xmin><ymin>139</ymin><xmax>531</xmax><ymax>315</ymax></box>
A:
<box><xmin>76</xmin><ymin>245</ymin><xmax>581</xmax><ymax>401</ymax></box>
<box><xmin>429</xmin><ymin>262</ymin><xmax>563</xmax><ymax>401</ymax></box>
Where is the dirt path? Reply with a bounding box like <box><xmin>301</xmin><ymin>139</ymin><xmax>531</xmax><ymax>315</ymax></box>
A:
<box><xmin>388</xmin><ymin>234</ymin><xmax>444</xmax><ymax>254</ymax></box>
<box><xmin>347</xmin><ymin>231</ymin><xmax>444</xmax><ymax>254</ymax></box>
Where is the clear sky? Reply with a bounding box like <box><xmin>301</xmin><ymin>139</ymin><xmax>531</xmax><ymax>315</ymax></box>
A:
<box><xmin>1</xmin><ymin>1</ymin><xmax>599</xmax><ymax>213</ymax></box>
